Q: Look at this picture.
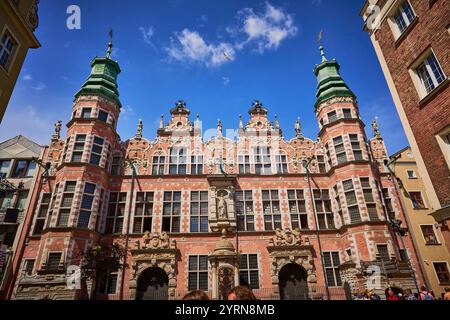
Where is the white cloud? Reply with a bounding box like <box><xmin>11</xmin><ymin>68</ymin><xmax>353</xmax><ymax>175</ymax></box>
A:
<box><xmin>0</xmin><ymin>105</ymin><xmax>55</xmax><ymax>144</ymax></box>
<box><xmin>222</xmin><ymin>77</ymin><xmax>230</xmax><ymax>86</ymax></box>
<box><xmin>31</xmin><ymin>82</ymin><xmax>48</xmax><ymax>91</ymax></box>
<box><xmin>164</xmin><ymin>2</ymin><xmax>297</xmax><ymax>68</ymax></box>
<box><xmin>166</xmin><ymin>29</ymin><xmax>235</xmax><ymax>67</ymax></box>
<box><xmin>139</xmin><ymin>26</ymin><xmax>157</xmax><ymax>50</ymax></box>
<box><xmin>22</xmin><ymin>74</ymin><xmax>33</xmax><ymax>81</ymax></box>
<box><xmin>235</xmin><ymin>2</ymin><xmax>298</xmax><ymax>53</ymax></box>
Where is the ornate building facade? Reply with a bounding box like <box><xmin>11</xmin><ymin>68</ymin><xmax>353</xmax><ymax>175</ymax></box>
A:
<box><xmin>0</xmin><ymin>0</ymin><xmax>40</xmax><ymax>122</ymax></box>
<box><xmin>4</xmin><ymin>40</ymin><xmax>425</xmax><ymax>300</ymax></box>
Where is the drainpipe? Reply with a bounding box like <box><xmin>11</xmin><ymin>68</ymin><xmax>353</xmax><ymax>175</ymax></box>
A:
<box><xmin>304</xmin><ymin>158</ymin><xmax>330</xmax><ymax>300</ymax></box>
<box><xmin>386</xmin><ymin>157</ymin><xmax>427</xmax><ymax>295</ymax></box>
<box><xmin>119</xmin><ymin>158</ymin><xmax>136</xmax><ymax>300</ymax></box>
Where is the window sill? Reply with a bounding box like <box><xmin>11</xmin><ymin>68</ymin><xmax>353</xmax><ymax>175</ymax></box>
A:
<box><xmin>425</xmin><ymin>243</ymin><xmax>441</xmax><ymax>246</ymax></box>
<box><xmin>394</xmin><ymin>17</ymin><xmax>419</xmax><ymax>47</ymax></box>
<box><xmin>418</xmin><ymin>78</ymin><xmax>449</xmax><ymax>108</ymax></box>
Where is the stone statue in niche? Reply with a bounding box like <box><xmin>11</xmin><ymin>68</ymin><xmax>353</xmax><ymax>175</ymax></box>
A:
<box><xmin>216</xmin><ymin>190</ymin><xmax>228</xmax><ymax>220</ymax></box>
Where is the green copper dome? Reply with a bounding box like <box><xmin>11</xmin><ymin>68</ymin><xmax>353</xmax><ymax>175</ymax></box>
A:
<box><xmin>75</xmin><ymin>42</ymin><xmax>122</xmax><ymax>107</ymax></box>
<box><xmin>313</xmin><ymin>46</ymin><xmax>355</xmax><ymax>109</ymax></box>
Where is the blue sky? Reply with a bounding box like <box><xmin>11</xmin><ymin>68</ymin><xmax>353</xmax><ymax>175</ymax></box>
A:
<box><xmin>0</xmin><ymin>0</ymin><xmax>409</xmax><ymax>154</ymax></box>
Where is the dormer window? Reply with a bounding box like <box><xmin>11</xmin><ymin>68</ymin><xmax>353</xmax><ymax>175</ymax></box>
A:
<box><xmin>393</xmin><ymin>1</ymin><xmax>416</xmax><ymax>34</ymax></box>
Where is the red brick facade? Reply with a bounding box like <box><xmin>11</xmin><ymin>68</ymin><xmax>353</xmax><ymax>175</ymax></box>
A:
<box><xmin>370</xmin><ymin>0</ymin><xmax>450</xmax><ymax>206</ymax></box>
<box><xmin>2</xmin><ymin>44</ymin><xmax>425</xmax><ymax>300</ymax></box>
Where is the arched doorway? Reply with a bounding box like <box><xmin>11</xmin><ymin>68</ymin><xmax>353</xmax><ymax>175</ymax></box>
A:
<box><xmin>279</xmin><ymin>263</ymin><xmax>309</xmax><ymax>300</ymax></box>
<box><xmin>136</xmin><ymin>267</ymin><xmax>169</xmax><ymax>300</ymax></box>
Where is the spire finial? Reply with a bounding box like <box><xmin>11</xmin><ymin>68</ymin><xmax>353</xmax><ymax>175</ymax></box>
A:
<box><xmin>295</xmin><ymin>117</ymin><xmax>303</xmax><ymax>139</ymax></box>
<box><xmin>239</xmin><ymin>115</ymin><xmax>243</xmax><ymax>129</ymax></box>
<box><xmin>196</xmin><ymin>113</ymin><xmax>200</xmax><ymax>128</ymax></box>
<box><xmin>318</xmin><ymin>30</ymin><xmax>327</xmax><ymax>62</ymax></box>
<box><xmin>106</xmin><ymin>29</ymin><xmax>114</xmax><ymax>59</ymax></box>
<box><xmin>217</xmin><ymin>119</ymin><xmax>223</xmax><ymax>137</ymax></box>
<box><xmin>275</xmin><ymin>114</ymin><xmax>280</xmax><ymax>129</ymax></box>
<box><xmin>136</xmin><ymin>119</ymin><xmax>143</xmax><ymax>139</ymax></box>
<box><xmin>159</xmin><ymin>114</ymin><xmax>164</xmax><ymax>129</ymax></box>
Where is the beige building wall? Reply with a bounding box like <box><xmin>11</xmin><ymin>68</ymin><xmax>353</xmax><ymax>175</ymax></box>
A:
<box><xmin>392</xmin><ymin>147</ymin><xmax>450</xmax><ymax>298</ymax></box>
<box><xmin>0</xmin><ymin>0</ymin><xmax>40</xmax><ymax>123</ymax></box>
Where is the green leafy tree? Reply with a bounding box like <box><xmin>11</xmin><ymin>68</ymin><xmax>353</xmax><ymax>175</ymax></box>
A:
<box><xmin>80</xmin><ymin>240</ymin><xmax>127</xmax><ymax>300</ymax></box>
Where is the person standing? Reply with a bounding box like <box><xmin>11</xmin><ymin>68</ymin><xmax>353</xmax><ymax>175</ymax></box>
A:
<box><xmin>443</xmin><ymin>288</ymin><xmax>450</xmax><ymax>301</ymax></box>
<box><xmin>420</xmin><ymin>286</ymin><xmax>435</xmax><ymax>301</ymax></box>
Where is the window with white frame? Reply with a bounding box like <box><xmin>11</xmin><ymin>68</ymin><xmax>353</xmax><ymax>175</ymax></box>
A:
<box><xmin>78</xmin><ymin>183</ymin><xmax>96</xmax><ymax>229</ymax></box>
<box><xmin>71</xmin><ymin>135</ymin><xmax>86</xmax><ymax>163</ymax></box>
<box><xmin>57</xmin><ymin>182</ymin><xmax>76</xmax><ymax>227</ymax></box>
<box><xmin>333</xmin><ymin>136</ymin><xmax>347</xmax><ymax>165</ymax></box>
<box><xmin>169</xmin><ymin>148</ymin><xmax>187</xmax><ymax>175</ymax></box>
<box><xmin>81</xmin><ymin>108</ymin><xmax>92</xmax><ymax>119</ymax></box>
<box><xmin>327</xmin><ymin>111</ymin><xmax>338</xmax><ymax>123</ymax></box>
<box><xmin>254</xmin><ymin>147</ymin><xmax>272</xmax><ymax>175</ymax></box>
<box><xmin>133</xmin><ymin>192</ymin><xmax>154</xmax><ymax>234</ymax></box>
<box><xmin>317</xmin><ymin>155</ymin><xmax>326</xmax><ymax>173</ymax></box>
<box><xmin>343</xmin><ymin>180</ymin><xmax>361</xmax><ymax>224</ymax></box>
<box><xmin>393</xmin><ymin>1</ymin><xmax>416</xmax><ymax>34</ymax></box>
<box><xmin>275</xmin><ymin>153</ymin><xmax>288</xmax><ymax>174</ymax></box>
<box><xmin>162</xmin><ymin>191</ymin><xmax>181</xmax><ymax>233</ymax></box>
<box><xmin>314</xmin><ymin>189</ymin><xmax>335</xmax><ymax>230</ymax></box>
<box><xmin>262</xmin><ymin>190</ymin><xmax>281</xmax><ymax>231</ymax></box>
<box><xmin>343</xmin><ymin>109</ymin><xmax>352</xmax><ymax>119</ymax></box>
<box><xmin>409</xmin><ymin>191</ymin><xmax>426</xmax><ymax>209</ymax></box>
<box><xmin>415</xmin><ymin>51</ymin><xmax>446</xmax><ymax>96</ymax></box>
<box><xmin>433</xmin><ymin>262</ymin><xmax>450</xmax><ymax>284</ymax></box>
<box><xmin>377</xmin><ymin>244</ymin><xmax>390</xmax><ymax>261</ymax></box>
<box><xmin>288</xmin><ymin>190</ymin><xmax>309</xmax><ymax>230</ymax></box>
<box><xmin>188</xmin><ymin>255</ymin><xmax>208</xmax><ymax>292</ymax></box>
<box><xmin>152</xmin><ymin>155</ymin><xmax>165</xmax><ymax>175</ymax></box>
<box><xmin>0</xmin><ymin>30</ymin><xmax>17</xmax><ymax>71</ymax></box>
<box><xmin>111</xmin><ymin>156</ymin><xmax>122</xmax><ymax>176</ymax></box>
<box><xmin>98</xmin><ymin>110</ymin><xmax>109</xmax><ymax>123</ymax></box>
<box><xmin>239</xmin><ymin>254</ymin><xmax>260</xmax><ymax>289</ymax></box>
<box><xmin>90</xmin><ymin>137</ymin><xmax>104</xmax><ymax>166</ymax></box>
<box><xmin>45</xmin><ymin>252</ymin><xmax>62</xmax><ymax>271</ymax></box>
<box><xmin>361</xmin><ymin>178</ymin><xmax>378</xmax><ymax>221</ymax></box>
<box><xmin>235</xmin><ymin>191</ymin><xmax>254</xmax><ymax>231</ymax></box>
<box><xmin>33</xmin><ymin>193</ymin><xmax>51</xmax><ymax>235</ymax></box>
<box><xmin>350</xmin><ymin>134</ymin><xmax>363</xmax><ymax>161</ymax></box>
<box><xmin>407</xmin><ymin>170</ymin><xmax>417</xmax><ymax>179</ymax></box>
<box><xmin>323</xmin><ymin>252</ymin><xmax>342</xmax><ymax>287</ymax></box>
<box><xmin>382</xmin><ymin>188</ymin><xmax>395</xmax><ymax>220</ymax></box>
<box><xmin>238</xmin><ymin>154</ymin><xmax>251</xmax><ymax>174</ymax></box>
<box><xmin>23</xmin><ymin>259</ymin><xmax>35</xmax><ymax>276</ymax></box>
<box><xmin>420</xmin><ymin>225</ymin><xmax>439</xmax><ymax>245</ymax></box>
<box><xmin>191</xmin><ymin>155</ymin><xmax>204</xmax><ymax>175</ymax></box>
<box><xmin>98</xmin><ymin>269</ymin><xmax>119</xmax><ymax>295</ymax></box>
<box><xmin>105</xmin><ymin>192</ymin><xmax>126</xmax><ymax>234</ymax></box>
<box><xmin>190</xmin><ymin>191</ymin><xmax>208</xmax><ymax>233</ymax></box>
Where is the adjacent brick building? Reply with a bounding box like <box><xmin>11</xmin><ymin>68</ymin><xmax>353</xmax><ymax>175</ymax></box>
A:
<box><xmin>360</xmin><ymin>0</ymin><xmax>450</xmax><ymax>256</ymax></box>
<box><xmin>3</xmin><ymin>39</ymin><xmax>425</xmax><ymax>300</ymax></box>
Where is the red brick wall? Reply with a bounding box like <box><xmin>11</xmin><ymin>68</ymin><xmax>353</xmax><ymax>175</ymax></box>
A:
<box><xmin>374</xmin><ymin>0</ymin><xmax>450</xmax><ymax>205</ymax></box>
